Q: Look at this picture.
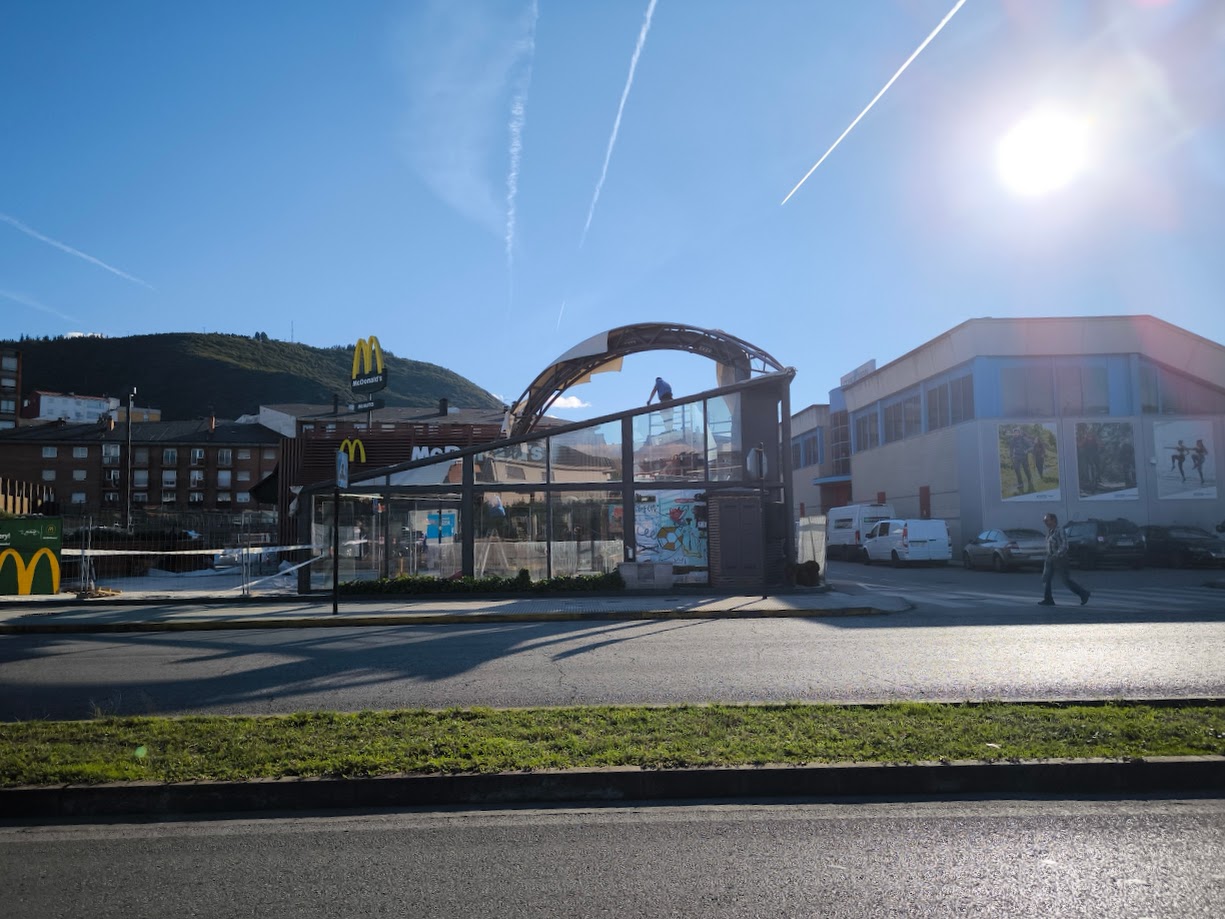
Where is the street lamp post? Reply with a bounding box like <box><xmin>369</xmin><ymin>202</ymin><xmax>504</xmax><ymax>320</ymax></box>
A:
<box><xmin>125</xmin><ymin>387</ymin><xmax>136</xmax><ymax>531</ymax></box>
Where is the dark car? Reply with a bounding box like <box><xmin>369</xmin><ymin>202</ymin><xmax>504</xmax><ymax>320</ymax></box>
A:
<box><xmin>1140</xmin><ymin>525</ymin><xmax>1225</xmax><ymax>568</ymax></box>
<box><xmin>962</xmin><ymin>527</ymin><xmax>1047</xmax><ymax>572</ymax></box>
<box><xmin>1062</xmin><ymin>518</ymin><xmax>1145</xmax><ymax>569</ymax></box>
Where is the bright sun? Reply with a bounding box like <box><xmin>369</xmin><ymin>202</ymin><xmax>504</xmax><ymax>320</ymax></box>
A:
<box><xmin>995</xmin><ymin>106</ymin><xmax>1092</xmax><ymax>197</ymax></box>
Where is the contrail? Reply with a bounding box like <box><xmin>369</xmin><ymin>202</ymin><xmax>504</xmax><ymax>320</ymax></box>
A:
<box><xmin>781</xmin><ymin>0</ymin><xmax>969</xmax><ymax>205</ymax></box>
<box><xmin>555</xmin><ymin>299</ymin><xmax>566</xmax><ymax>330</ymax></box>
<box><xmin>580</xmin><ymin>0</ymin><xmax>658</xmax><ymax>247</ymax></box>
<box><xmin>0</xmin><ymin>288</ymin><xmax>83</xmax><ymax>324</ymax></box>
<box><xmin>0</xmin><ymin>212</ymin><xmax>155</xmax><ymax>289</ymax></box>
<box><xmin>505</xmin><ymin>0</ymin><xmax>539</xmax><ymax>310</ymax></box>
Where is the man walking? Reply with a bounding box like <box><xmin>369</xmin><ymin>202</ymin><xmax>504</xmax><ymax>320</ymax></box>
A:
<box><xmin>1039</xmin><ymin>512</ymin><xmax>1090</xmax><ymax>607</ymax></box>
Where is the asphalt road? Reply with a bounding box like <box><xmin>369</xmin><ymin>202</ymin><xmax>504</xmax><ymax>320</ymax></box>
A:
<box><xmin>2</xmin><ymin>564</ymin><xmax>1222</xmax><ymax>720</ymax></box>
<box><xmin>4</xmin><ymin>797</ymin><xmax>1222</xmax><ymax>918</ymax></box>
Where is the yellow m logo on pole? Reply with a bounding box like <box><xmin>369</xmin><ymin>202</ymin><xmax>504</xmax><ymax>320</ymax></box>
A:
<box><xmin>339</xmin><ymin>438</ymin><xmax>366</xmax><ymax>463</ymax></box>
<box><xmin>0</xmin><ymin>547</ymin><xmax>61</xmax><ymax>595</ymax></box>
<box><xmin>351</xmin><ymin>336</ymin><xmax>387</xmax><ymax>393</ymax></box>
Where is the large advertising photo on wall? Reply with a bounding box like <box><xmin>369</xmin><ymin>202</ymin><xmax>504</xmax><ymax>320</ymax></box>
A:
<box><xmin>998</xmin><ymin>423</ymin><xmax>1060</xmax><ymax>502</ymax></box>
<box><xmin>1076</xmin><ymin>421</ymin><xmax>1138</xmax><ymax>501</ymax></box>
<box><xmin>1154</xmin><ymin>420</ymin><xmax>1216</xmax><ymax>500</ymax></box>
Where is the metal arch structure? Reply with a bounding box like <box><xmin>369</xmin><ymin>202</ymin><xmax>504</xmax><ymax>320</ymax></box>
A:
<box><xmin>505</xmin><ymin>323</ymin><xmax>787</xmax><ymax>437</ymax></box>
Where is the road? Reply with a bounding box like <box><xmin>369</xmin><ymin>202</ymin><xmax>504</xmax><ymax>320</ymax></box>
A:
<box><xmin>4</xmin><ymin>798</ymin><xmax>1222</xmax><ymax>918</ymax></box>
<box><xmin>2</xmin><ymin>564</ymin><xmax>1222</xmax><ymax>720</ymax></box>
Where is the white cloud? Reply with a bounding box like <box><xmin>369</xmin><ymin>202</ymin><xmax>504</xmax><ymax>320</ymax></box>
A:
<box><xmin>550</xmin><ymin>395</ymin><xmax>591</xmax><ymax>410</ymax></box>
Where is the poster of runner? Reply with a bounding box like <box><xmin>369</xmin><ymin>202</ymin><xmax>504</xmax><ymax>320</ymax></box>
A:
<box><xmin>998</xmin><ymin>423</ymin><xmax>1059</xmax><ymax>502</ymax></box>
<box><xmin>1154</xmin><ymin>420</ymin><xmax>1216</xmax><ymax>500</ymax></box>
<box><xmin>1076</xmin><ymin>422</ymin><xmax>1138</xmax><ymax>500</ymax></box>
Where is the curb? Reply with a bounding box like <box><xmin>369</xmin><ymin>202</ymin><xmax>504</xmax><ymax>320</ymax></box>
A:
<box><xmin>4</xmin><ymin>757</ymin><xmax>1222</xmax><ymax>819</ymax></box>
<box><xmin>0</xmin><ymin>606</ymin><xmax>894</xmax><ymax>635</ymax></box>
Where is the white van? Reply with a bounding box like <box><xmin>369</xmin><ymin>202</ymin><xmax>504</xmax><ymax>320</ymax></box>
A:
<box><xmin>825</xmin><ymin>503</ymin><xmax>895</xmax><ymax>560</ymax></box>
<box><xmin>861</xmin><ymin>518</ymin><xmax>952</xmax><ymax>566</ymax></box>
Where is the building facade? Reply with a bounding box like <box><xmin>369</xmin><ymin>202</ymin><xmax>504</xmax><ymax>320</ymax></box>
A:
<box><xmin>0</xmin><ymin>347</ymin><xmax>21</xmax><ymax>430</ymax></box>
<box><xmin>796</xmin><ymin>315</ymin><xmax>1225</xmax><ymax>550</ymax></box>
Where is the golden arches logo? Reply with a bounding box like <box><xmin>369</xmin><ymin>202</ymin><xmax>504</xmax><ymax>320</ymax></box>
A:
<box><xmin>0</xmin><ymin>547</ymin><xmax>61</xmax><ymax>596</ymax></box>
<box><xmin>351</xmin><ymin>336</ymin><xmax>387</xmax><ymax>393</ymax></box>
<box><xmin>339</xmin><ymin>438</ymin><xmax>366</xmax><ymax>463</ymax></box>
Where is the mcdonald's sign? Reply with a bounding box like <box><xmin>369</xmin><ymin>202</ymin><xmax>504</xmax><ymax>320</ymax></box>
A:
<box><xmin>351</xmin><ymin>335</ymin><xmax>387</xmax><ymax>393</ymax></box>
<box><xmin>0</xmin><ymin>548</ymin><xmax>61</xmax><ymax>596</ymax></box>
<box><xmin>339</xmin><ymin>438</ymin><xmax>367</xmax><ymax>464</ymax></box>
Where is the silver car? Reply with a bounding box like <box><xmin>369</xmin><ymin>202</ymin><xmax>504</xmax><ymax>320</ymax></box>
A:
<box><xmin>962</xmin><ymin>528</ymin><xmax>1047</xmax><ymax>572</ymax></box>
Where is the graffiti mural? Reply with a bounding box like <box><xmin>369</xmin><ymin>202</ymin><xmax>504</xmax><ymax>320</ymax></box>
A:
<box><xmin>634</xmin><ymin>490</ymin><xmax>707</xmax><ymax>583</ymax></box>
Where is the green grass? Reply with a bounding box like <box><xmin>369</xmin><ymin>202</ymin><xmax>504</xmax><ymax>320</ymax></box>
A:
<box><xmin>2</xmin><ymin>701</ymin><xmax>1222</xmax><ymax>787</ymax></box>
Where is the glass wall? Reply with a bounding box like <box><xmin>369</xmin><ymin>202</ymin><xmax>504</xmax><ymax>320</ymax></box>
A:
<box><xmin>550</xmin><ymin>421</ymin><xmax>622</xmax><ymax>483</ymax></box>
<box><xmin>550</xmin><ymin>490</ymin><xmax>624</xmax><ymax>576</ymax></box>
<box><xmin>473</xmin><ymin>489</ymin><xmax>548</xmax><ymax>579</ymax></box>
<box><xmin>634</xmin><ymin>400</ymin><xmax>706</xmax><ymax>482</ymax></box>
<box><xmin>706</xmin><ymin>392</ymin><xmax>742</xmax><ymax>481</ymax></box>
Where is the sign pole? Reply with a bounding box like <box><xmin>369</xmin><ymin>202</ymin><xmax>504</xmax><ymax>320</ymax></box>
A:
<box><xmin>333</xmin><ymin>449</ymin><xmax>349</xmax><ymax>615</ymax></box>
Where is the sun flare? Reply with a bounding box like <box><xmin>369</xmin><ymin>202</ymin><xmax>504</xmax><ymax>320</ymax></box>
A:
<box><xmin>995</xmin><ymin>106</ymin><xmax>1092</xmax><ymax>197</ymax></box>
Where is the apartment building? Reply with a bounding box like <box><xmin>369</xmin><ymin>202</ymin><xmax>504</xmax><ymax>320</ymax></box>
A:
<box><xmin>0</xmin><ymin>347</ymin><xmax>20</xmax><ymax>430</ymax></box>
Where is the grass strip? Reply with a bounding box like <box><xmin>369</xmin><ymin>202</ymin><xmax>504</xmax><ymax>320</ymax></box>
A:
<box><xmin>2</xmin><ymin>701</ymin><xmax>1223</xmax><ymax>787</ymax></box>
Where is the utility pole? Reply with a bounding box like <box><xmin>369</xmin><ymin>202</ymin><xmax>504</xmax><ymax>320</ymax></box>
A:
<box><xmin>125</xmin><ymin>387</ymin><xmax>136</xmax><ymax>531</ymax></box>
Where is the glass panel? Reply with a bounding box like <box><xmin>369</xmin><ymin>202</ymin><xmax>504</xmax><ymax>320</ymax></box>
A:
<box><xmin>473</xmin><ymin>490</ymin><xmax>548</xmax><ymax>579</ymax></box>
<box><xmin>634</xmin><ymin>489</ymin><xmax>708</xmax><ymax>585</ymax></box>
<box><xmin>551</xmin><ymin>490</ymin><xmax>624</xmax><ymax>577</ymax></box>
<box><xmin>706</xmin><ymin>392</ymin><xmax>742</xmax><ymax>481</ymax></box>
<box><xmin>950</xmin><ymin>375</ymin><xmax>974</xmax><ymax>423</ymax></box>
<box><xmin>1000</xmin><ymin>366</ymin><xmax>1051</xmax><ymax>417</ymax></box>
<box><xmin>476</xmin><ymin>441</ymin><xmax>547</xmax><ymax>484</ymax></box>
<box><xmin>853</xmin><ymin>410</ymin><xmax>879</xmax><ymax>452</ymax></box>
<box><xmin>633</xmin><ymin>400</ymin><xmax>705</xmax><ymax>482</ymax></box>
<box><xmin>549</xmin><ymin>420</ymin><xmax>623</xmax><ymax>483</ymax></box>
<box><xmin>1140</xmin><ymin>363</ymin><xmax>1160</xmax><ymax>413</ymax></box>
<box><xmin>1057</xmin><ymin>366</ymin><xmax>1109</xmax><ymax>415</ymax></box>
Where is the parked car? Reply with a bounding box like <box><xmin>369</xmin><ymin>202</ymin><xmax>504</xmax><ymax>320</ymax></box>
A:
<box><xmin>1140</xmin><ymin>525</ymin><xmax>1225</xmax><ymax>568</ymax></box>
<box><xmin>861</xmin><ymin>518</ymin><xmax>952</xmax><ymax>566</ymax></box>
<box><xmin>962</xmin><ymin>527</ymin><xmax>1047</xmax><ymax>572</ymax></box>
<box><xmin>1062</xmin><ymin>518</ymin><xmax>1145</xmax><ymax>569</ymax></box>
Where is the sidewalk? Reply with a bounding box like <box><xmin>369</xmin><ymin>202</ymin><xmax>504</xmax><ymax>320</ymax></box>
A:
<box><xmin>0</xmin><ymin>584</ymin><xmax>910</xmax><ymax>633</ymax></box>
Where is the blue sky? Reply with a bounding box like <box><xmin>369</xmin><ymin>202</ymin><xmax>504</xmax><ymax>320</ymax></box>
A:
<box><xmin>2</xmin><ymin>0</ymin><xmax>1222</xmax><ymax>419</ymax></box>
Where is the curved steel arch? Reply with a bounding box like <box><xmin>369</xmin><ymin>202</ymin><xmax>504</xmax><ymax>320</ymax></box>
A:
<box><xmin>506</xmin><ymin>322</ymin><xmax>786</xmax><ymax>437</ymax></box>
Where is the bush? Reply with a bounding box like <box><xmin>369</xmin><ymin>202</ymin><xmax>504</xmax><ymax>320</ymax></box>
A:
<box><xmin>338</xmin><ymin>568</ymin><xmax>625</xmax><ymax>596</ymax></box>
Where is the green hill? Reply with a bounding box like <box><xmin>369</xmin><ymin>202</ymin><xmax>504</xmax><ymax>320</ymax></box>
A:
<box><xmin>4</xmin><ymin>333</ymin><xmax>502</xmax><ymax>420</ymax></box>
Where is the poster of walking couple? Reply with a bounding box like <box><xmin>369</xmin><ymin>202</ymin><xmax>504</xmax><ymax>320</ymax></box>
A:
<box><xmin>1155</xmin><ymin>420</ymin><xmax>1216</xmax><ymax>499</ymax></box>
<box><xmin>998</xmin><ymin>423</ymin><xmax>1060</xmax><ymax>502</ymax></box>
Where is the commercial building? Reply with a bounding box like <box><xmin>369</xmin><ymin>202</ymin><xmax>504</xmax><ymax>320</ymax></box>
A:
<box><xmin>790</xmin><ymin>315</ymin><xmax>1225</xmax><ymax>550</ymax></box>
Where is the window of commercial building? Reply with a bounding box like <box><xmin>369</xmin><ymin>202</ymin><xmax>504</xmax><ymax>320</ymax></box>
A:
<box><xmin>550</xmin><ymin>421</ymin><xmax>623</xmax><ymax>483</ymax></box>
<box><xmin>42</xmin><ymin>446</ymin><xmax>58</xmax><ymax>458</ymax></box>
<box><xmin>162</xmin><ymin>470</ymin><xmax>177</xmax><ymax>488</ymax></box>
<box><xmin>190</xmin><ymin>448</ymin><xmax>205</xmax><ymax>465</ymax></box>
<box><xmin>829</xmin><ymin>410</ymin><xmax>850</xmax><ymax>475</ymax></box>
<box><xmin>926</xmin><ymin>384</ymin><xmax>950</xmax><ymax>430</ymax></box>
<box><xmin>73</xmin><ymin>446</ymin><xmax>89</xmax><ymax>459</ymax></box>
<box><xmin>883</xmin><ymin>392</ymin><xmax>921</xmax><ymax>444</ymax></box>
<box><xmin>217</xmin><ymin>448</ymin><xmax>232</xmax><ymax>466</ymax></box>
<box><xmin>1146</xmin><ymin>364</ymin><xmax>1225</xmax><ymax>414</ymax></box>
<box><xmin>218</xmin><ymin>470</ymin><xmax>232</xmax><ymax>488</ymax></box>
<box><xmin>162</xmin><ymin>448</ymin><xmax>177</xmax><ymax>465</ymax></box>
<box><xmin>133</xmin><ymin>470</ymin><xmax>149</xmax><ymax>488</ymax></box>
<box><xmin>1140</xmin><ymin>364</ymin><xmax>1160</xmax><ymax>413</ymax></box>
<box><xmin>791</xmin><ymin>428</ymin><xmax>824</xmax><ymax>468</ymax></box>
<box><xmin>950</xmin><ymin>374</ymin><xmax>974</xmax><ymax>423</ymax></box>
<box><xmin>1056</xmin><ymin>365</ymin><xmax>1109</xmax><ymax>415</ymax></box>
<box><xmin>1000</xmin><ymin>365</ymin><xmax>1052</xmax><ymax>417</ymax></box>
<box><xmin>634</xmin><ymin>401</ymin><xmax>706</xmax><ymax>482</ymax></box>
<box><xmin>73</xmin><ymin>469</ymin><xmax>87</xmax><ymax>481</ymax></box>
<box><xmin>852</xmin><ymin>410</ymin><xmax>879</xmax><ymax>452</ymax></box>
<box><xmin>706</xmin><ymin>393</ymin><xmax>742</xmax><ymax>482</ymax></box>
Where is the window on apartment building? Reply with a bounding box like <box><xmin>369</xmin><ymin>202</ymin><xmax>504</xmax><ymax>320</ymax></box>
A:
<box><xmin>42</xmin><ymin>469</ymin><xmax>55</xmax><ymax>481</ymax></box>
<box><xmin>852</xmin><ymin>410</ymin><xmax>879</xmax><ymax>453</ymax></box>
<box><xmin>134</xmin><ymin>447</ymin><xmax>148</xmax><ymax>465</ymax></box>
<box><xmin>1001</xmin><ymin>365</ymin><xmax>1053</xmax><ymax>417</ymax></box>
<box><xmin>190</xmin><ymin>469</ymin><xmax>205</xmax><ymax>488</ymax></box>
<box><xmin>133</xmin><ymin>469</ymin><xmax>149</xmax><ymax>488</ymax></box>
<box><xmin>0</xmin><ymin>421</ymin><xmax>14</xmax><ymax>430</ymax></box>
<box><xmin>262</xmin><ymin>448</ymin><xmax>276</xmax><ymax>460</ymax></box>
<box><xmin>0</xmin><ymin>356</ymin><xmax>15</xmax><ymax>371</ymax></box>
<box><xmin>105</xmin><ymin>468</ymin><xmax>120</xmax><ymax>484</ymax></box>
<box><xmin>217</xmin><ymin>470</ymin><xmax>232</xmax><ymax>488</ymax></box>
<box><xmin>42</xmin><ymin>446</ymin><xmax>58</xmax><ymax>458</ymax></box>
<box><xmin>73</xmin><ymin>469</ymin><xmax>87</xmax><ymax>481</ymax></box>
<box><xmin>237</xmin><ymin>449</ymin><xmax>251</xmax><ymax>460</ymax></box>
<box><xmin>217</xmin><ymin>448</ymin><xmax>232</xmax><ymax>466</ymax></box>
<box><xmin>162</xmin><ymin>490</ymin><xmax>177</xmax><ymax>504</ymax></box>
<box><xmin>162</xmin><ymin>470</ymin><xmax>177</xmax><ymax>488</ymax></box>
<box><xmin>104</xmin><ymin>492</ymin><xmax>119</xmax><ymax>505</ymax></box>
<box><xmin>190</xmin><ymin>448</ymin><xmax>205</xmax><ymax>465</ymax></box>
<box><xmin>71</xmin><ymin>492</ymin><xmax>86</xmax><ymax>504</ymax></box>
<box><xmin>1056</xmin><ymin>365</ymin><xmax>1109</xmax><ymax>415</ymax></box>
<box><xmin>101</xmin><ymin>443</ymin><xmax>119</xmax><ymax>464</ymax></box>
<box><xmin>133</xmin><ymin>492</ymin><xmax>148</xmax><ymax>504</ymax></box>
<box><xmin>163</xmin><ymin>448</ymin><xmax>178</xmax><ymax>465</ymax></box>
<box><xmin>237</xmin><ymin>469</ymin><xmax>251</xmax><ymax>482</ymax></box>
<box><xmin>1</xmin><ymin>376</ymin><xmax>15</xmax><ymax>391</ymax></box>
<box><xmin>236</xmin><ymin>492</ymin><xmax>251</xmax><ymax>504</ymax></box>
<box><xmin>73</xmin><ymin>446</ymin><xmax>89</xmax><ymax>458</ymax></box>
<box><xmin>189</xmin><ymin>492</ymin><xmax>204</xmax><ymax>504</ymax></box>
<box><xmin>217</xmin><ymin>491</ymin><xmax>232</xmax><ymax>505</ymax></box>
<box><xmin>1</xmin><ymin>399</ymin><xmax>17</xmax><ymax>414</ymax></box>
